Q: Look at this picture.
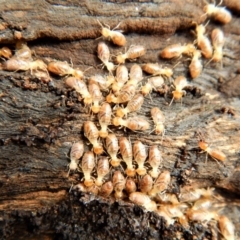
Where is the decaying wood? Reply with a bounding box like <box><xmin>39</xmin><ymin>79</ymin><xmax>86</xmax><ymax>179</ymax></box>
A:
<box><xmin>0</xmin><ymin>0</ymin><xmax>240</xmax><ymax>239</ymax></box>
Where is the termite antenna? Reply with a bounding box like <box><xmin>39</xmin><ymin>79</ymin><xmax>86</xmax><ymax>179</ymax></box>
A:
<box><xmin>112</xmin><ymin>21</ymin><xmax>122</xmax><ymax>31</ymax></box>
<box><xmin>96</xmin><ymin>19</ymin><xmax>104</xmax><ymax>28</ymax></box>
<box><xmin>204</xmin><ymin>20</ymin><xmax>210</xmax><ymax>28</ymax></box>
<box><xmin>69</xmin><ymin>182</ymin><xmax>74</xmax><ymax>193</ymax></box>
<box><xmin>217</xmin><ymin>0</ymin><xmax>223</xmax><ymax>7</ymax></box>
<box><xmin>169</xmin><ymin>96</ymin><xmax>174</xmax><ymax>106</ymax></box>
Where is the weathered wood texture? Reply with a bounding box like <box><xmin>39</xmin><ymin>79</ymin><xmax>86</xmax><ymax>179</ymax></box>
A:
<box><xmin>0</xmin><ymin>0</ymin><xmax>240</xmax><ymax>239</ymax></box>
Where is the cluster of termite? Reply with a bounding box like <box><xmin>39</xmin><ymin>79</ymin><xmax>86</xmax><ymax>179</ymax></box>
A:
<box><xmin>0</xmin><ymin>41</ymin><xmax>51</xmax><ymax>83</ymax></box>
<box><xmin>70</xmin><ymin>140</ymin><xmax>234</xmax><ymax>240</ymax></box>
<box><xmin>0</xmin><ymin>0</ymin><xmax>234</xmax><ymax>238</ymax></box>
<box><xmin>160</xmin><ymin>0</ymin><xmax>231</xmax><ymax>80</ymax></box>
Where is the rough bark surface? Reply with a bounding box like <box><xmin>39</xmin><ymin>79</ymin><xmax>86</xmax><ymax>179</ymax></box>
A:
<box><xmin>0</xmin><ymin>0</ymin><xmax>240</xmax><ymax>239</ymax></box>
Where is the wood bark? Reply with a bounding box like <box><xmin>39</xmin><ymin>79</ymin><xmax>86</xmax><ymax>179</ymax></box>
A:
<box><xmin>0</xmin><ymin>0</ymin><xmax>240</xmax><ymax>239</ymax></box>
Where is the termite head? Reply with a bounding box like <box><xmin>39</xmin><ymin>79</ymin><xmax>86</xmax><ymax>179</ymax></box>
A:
<box><xmin>164</xmin><ymin>68</ymin><xmax>173</xmax><ymax>77</ymax></box>
<box><xmin>116</xmin><ymin>54</ymin><xmax>125</xmax><ymax>64</ymax></box>
<box><xmin>112</xmin><ymin>117</ymin><xmax>121</xmax><ymax>126</ymax></box>
<box><xmin>186</xmin><ymin>43</ymin><xmax>196</xmax><ymax>55</ymax></box>
<box><xmin>106</xmin><ymin>61</ymin><xmax>115</xmax><ymax>72</ymax></box>
<box><xmin>84</xmin><ymin>179</ymin><xmax>94</xmax><ymax>187</ymax></box>
<box><xmin>193</xmin><ymin>49</ymin><xmax>202</xmax><ymax>58</ymax></box>
<box><xmin>99</xmin><ymin>129</ymin><xmax>108</xmax><ymax>138</ymax></box>
<box><xmin>126</xmin><ymin>168</ymin><xmax>136</xmax><ymax>177</ymax></box>
<box><xmin>106</xmin><ymin>93</ymin><xmax>115</xmax><ymax>103</ymax></box>
<box><xmin>136</xmin><ymin>168</ymin><xmax>147</xmax><ymax>176</ymax></box>
<box><xmin>195</xmin><ymin>23</ymin><xmax>206</xmax><ymax>36</ymax></box>
<box><xmin>69</xmin><ymin>161</ymin><xmax>78</xmax><ymax>172</ymax></box>
<box><xmin>203</xmin><ymin>4</ymin><xmax>215</xmax><ymax>15</ymax></box>
<box><xmin>198</xmin><ymin>140</ymin><xmax>208</xmax><ymax>151</ymax></box>
<box><xmin>101</xmin><ymin>27</ymin><xmax>111</xmax><ymax>39</ymax></box>
<box><xmin>74</xmin><ymin>69</ymin><xmax>84</xmax><ymax>79</ymax></box>
<box><xmin>91</xmin><ymin>105</ymin><xmax>100</xmax><ymax>114</ymax></box>
<box><xmin>110</xmin><ymin>158</ymin><xmax>121</xmax><ymax>167</ymax></box>
<box><xmin>212</xmin><ymin>51</ymin><xmax>222</xmax><ymax>62</ymax></box>
<box><xmin>141</xmin><ymin>84</ymin><xmax>151</xmax><ymax>96</ymax></box>
<box><xmin>83</xmin><ymin>97</ymin><xmax>93</xmax><ymax>105</ymax></box>
<box><xmin>172</xmin><ymin>90</ymin><xmax>183</xmax><ymax>100</ymax></box>
<box><xmin>93</xmin><ymin>145</ymin><xmax>104</xmax><ymax>155</ymax></box>
<box><xmin>111</xmin><ymin>82</ymin><xmax>120</xmax><ymax>93</ymax></box>
<box><xmin>116</xmin><ymin>108</ymin><xmax>125</xmax><ymax>118</ymax></box>
<box><xmin>155</xmin><ymin>124</ymin><xmax>164</xmax><ymax>135</ymax></box>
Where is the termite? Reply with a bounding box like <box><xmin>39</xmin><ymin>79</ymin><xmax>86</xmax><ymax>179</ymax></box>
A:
<box><xmin>112</xmin><ymin>116</ymin><xmax>150</xmax><ymax>131</ymax></box>
<box><xmin>191</xmin><ymin>198</ymin><xmax>213</xmax><ymax>211</ymax></box>
<box><xmin>97</xmin><ymin>42</ymin><xmax>115</xmax><ymax>73</ymax></box>
<box><xmin>3</xmin><ymin>59</ymin><xmax>48</xmax><ymax>75</ymax></box>
<box><xmin>97</xmin><ymin>20</ymin><xmax>126</xmax><ymax>46</ymax></box>
<box><xmin>68</xmin><ymin>141</ymin><xmax>84</xmax><ymax>175</ymax></box>
<box><xmin>141</xmin><ymin>76</ymin><xmax>164</xmax><ymax>96</ymax></box>
<box><xmin>95</xmin><ymin>157</ymin><xmax>110</xmax><ymax>187</ymax></box>
<box><xmin>139</xmin><ymin>174</ymin><xmax>153</xmax><ymax>193</ymax></box>
<box><xmin>157</xmin><ymin>204</ymin><xmax>188</xmax><ymax>227</ymax></box>
<box><xmin>194</xmin><ymin>23</ymin><xmax>213</xmax><ymax>59</ymax></box>
<box><xmin>179</xmin><ymin>187</ymin><xmax>215</xmax><ymax>203</ymax></box>
<box><xmin>148</xmin><ymin>170</ymin><xmax>171</xmax><ymax>197</ymax></box>
<box><xmin>119</xmin><ymin>137</ymin><xmax>135</xmax><ymax>177</ymax></box>
<box><xmin>127</xmin><ymin>64</ymin><xmax>143</xmax><ymax>86</ymax></box>
<box><xmin>65</xmin><ymin>77</ymin><xmax>92</xmax><ymax>105</ymax></box>
<box><xmin>32</xmin><ymin>69</ymin><xmax>52</xmax><ymax>83</ymax></box>
<box><xmin>98</xmin><ymin>102</ymin><xmax>112</xmax><ymax>138</ymax></box>
<box><xmin>106</xmin><ymin>84</ymin><xmax>136</xmax><ymax>104</ymax></box>
<box><xmin>0</xmin><ymin>47</ymin><xmax>12</xmax><ymax>59</ymax></box>
<box><xmin>105</xmin><ymin>134</ymin><xmax>121</xmax><ymax>167</ymax></box>
<box><xmin>14</xmin><ymin>42</ymin><xmax>32</xmax><ymax>60</ymax></box>
<box><xmin>125</xmin><ymin>178</ymin><xmax>137</xmax><ymax>194</ymax></box>
<box><xmin>151</xmin><ymin>107</ymin><xmax>165</xmax><ymax>136</ymax></box>
<box><xmin>81</xmin><ymin>151</ymin><xmax>95</xmax><ymax>187</ymax></box>
<box><xmin>89</xmin><ymin>74</ymin><xmax>115</xmax><ymax>91</ymax></box>
<box><xmin>198</xmin><ymin>140</ymin><xmax>226</xmax><ymax>163</ymax></box>
<box><xmin>160</xmin><ymin>43</ymin><xmax>195</xmax><ymax>59</ymax></box>
<box><xmin>155</xmin><ymin>193</ymin><xmax>179</xmax><ymax>204</ymax></box>
<box><xmin>112</xmin><ymin>170</ymin><xmax>126</xmax><ymax>199</ymax></box>
<box><xmin>115</xmin><ymin>45</ymin><xmax>146</xmax><ymax>64</ymax></box>
<box><xmin>142</xmin><ymin>63</ymin><xmax>173</xmax><ymax>78</ymax></box>
<box><xmin>88</xmin><ymin>82</ymin><xmax>103</xmax><ymax>113</ymax></box>
<box><xmin>129</xmin><ymin>192</ymin><xmax>157</xmax><ymax>212</ymax></box>
<box><xmin>189</xmin><ymin>49</ymin><xmax>202</xmax><ymax>79</ymax></box>
<box><xmin>203</xmin><ymin>0</ymin><xmax>232</xmax><ymax>24</ymax></box>
<box><xmin>211</xmin><ymin>28</ymin><xmax>225</xmax><ymax>63</ymax></box>
<box><xmin>116</xmin><ymin>93</ymin><xmax>144</xmax><ymax>118</ymax></box>
<box><xmin>186</xmin><ymin>208</ymin><xmax>219</xmax><ymax>222</ymax></box>
<box><xmin>99</xmin><ymin>181</ymin><xmax>113</xmax><ymax>198</ymax></box>
<box><xmin>47</xmin><ymin>61</ymin><xmax>83</xmax><ymax>79</ymax></box>
<box><xmin>133</xmin><ymin>140</ymin><xmax>147</xmax><ymax>176</ymax></box>
<box><xmin>83</xmin><ymin>121</ymin><xmax>104</xmax><ymax>155</ymax></box>
<box><xmin>169</xmin><ymin>76</ymin><xmax>188</xmax><ymax>106</ymax></box>
<box><xmin>148</xmin><ymin>145</ymin><xmax>162</xmax><ymax>178</ymax></box>
<box><xmin>112</xmin><ymin>65</ymin><xmax>129</xmax><ymax>93</ymax></box>
<box><xmin>218</xmin><ymin>215</ymin><xmax>235</xmax><ymax>240</ymax></box>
